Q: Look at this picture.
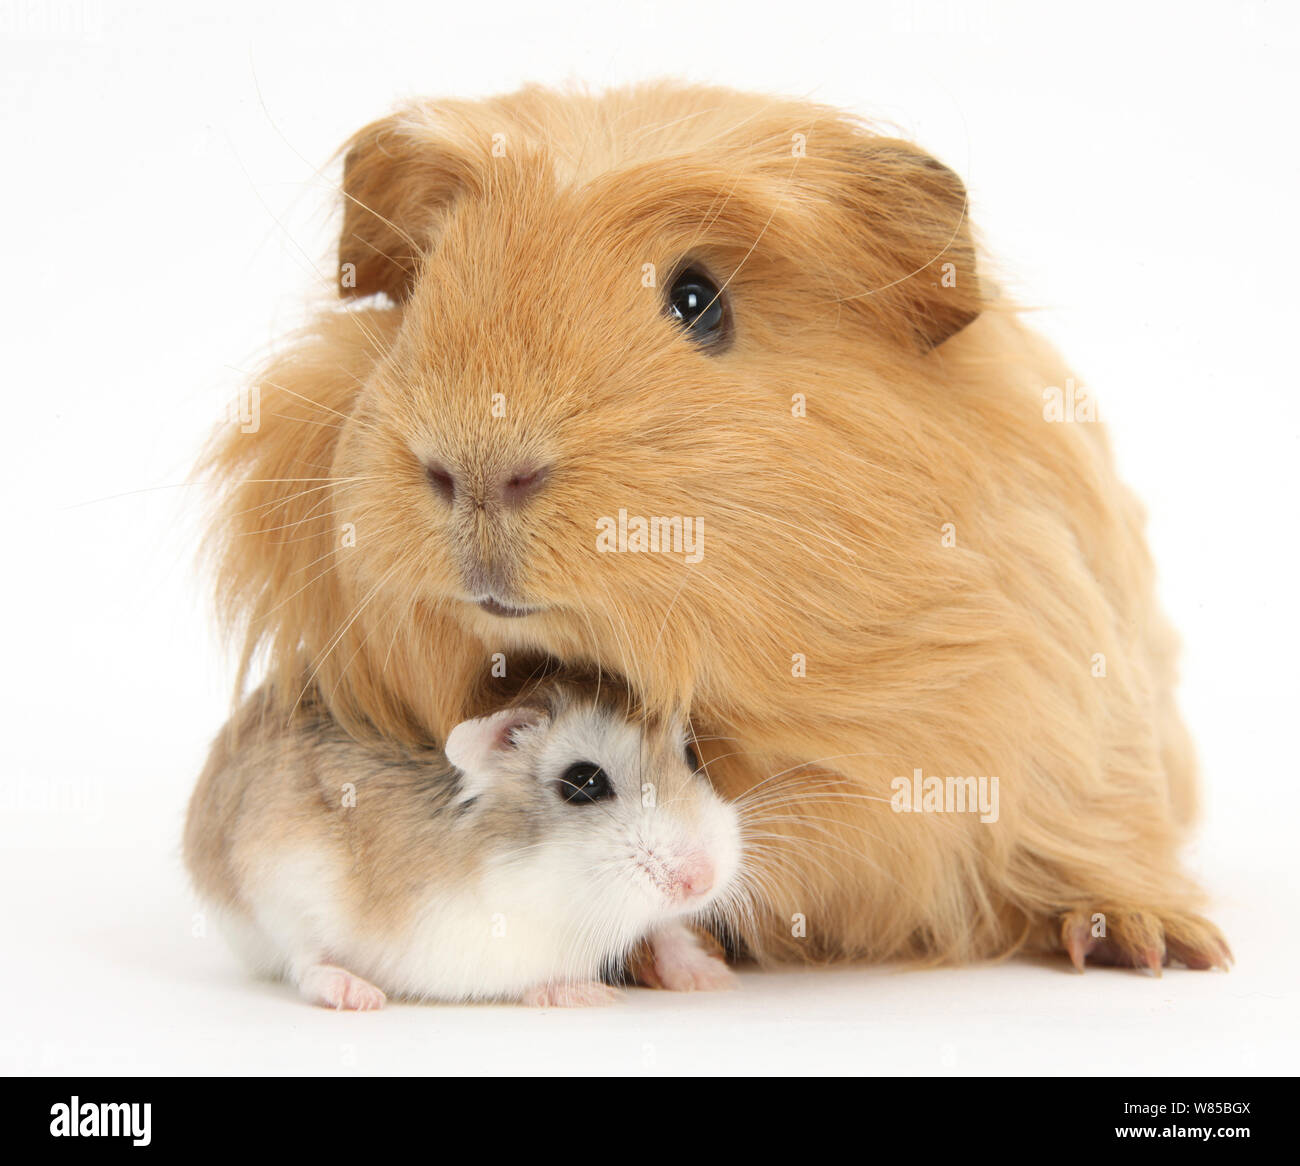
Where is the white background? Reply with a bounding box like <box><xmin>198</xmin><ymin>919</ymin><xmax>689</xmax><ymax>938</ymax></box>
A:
<box><xmin>1</xmin><ymin>0</ymin><xmax>1296</xmax><ymax>1076</ymax></box>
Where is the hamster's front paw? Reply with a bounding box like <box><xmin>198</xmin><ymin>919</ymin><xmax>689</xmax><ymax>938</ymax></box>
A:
<box><xmin>298</xmin><ymin>963</ymin><xmax>388</xmax><ymax>1010</ymax></box>
<box><xmin>1058</xmin><ymin>908</ymin><xmax>1232</xmax><ymax>975</ymax></box>
<box><xmin>633</xmin><ymin>921</ymin><xmax>738</xmax><ymax>992</ymax></box>
<box><xmin>522</xmin><ymin>981</ymin><xmax>621</xmax><ymax>1008</ymax></box>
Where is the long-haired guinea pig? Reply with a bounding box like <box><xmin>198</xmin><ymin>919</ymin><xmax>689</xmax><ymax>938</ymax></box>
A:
<box><xmin>200</xmin><ymin>82</ymin><xmax>1228</xmax><ymax>974</ymax></box>
<box><xmin>183</xmin><ymin>678</ymin><xmax>743</xmax><ymax>1008</ymax></box>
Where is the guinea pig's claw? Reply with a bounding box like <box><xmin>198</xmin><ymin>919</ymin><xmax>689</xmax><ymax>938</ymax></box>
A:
<box><xmin>1061</xmin><ymin>914</ymin><xmax>1095</xmax><ymax>973</ymax></box>
<box><xmin>1057</xmin><ymin>909</ymin><xmax>1231</xmax><ymax>975</ymax></box>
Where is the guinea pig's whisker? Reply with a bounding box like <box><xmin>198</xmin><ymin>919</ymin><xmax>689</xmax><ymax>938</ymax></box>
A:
<box><xmin>252</xmin><ymin>376</ymin><xmax>359</xmax><ymax>424</ymax></box>
<box><xmin>252</xmin><ymin>521</ymin><xmax>404</xmax><ymax>625</ymax></box>
<box><xmin>325</xmin><ymin>581</ymin><xmax>416</xmax><ymax>702</ymax></box>
<box><xmin>264</xmin><ymin>412</ymin><xmax>354</xmax><ymax>432</ymax></box>
<box><xmin>284</xmin><ymin>525</ymin><xmax>362</xmax><ymax>575</ymax></box>
<box><xmin>227</xmin><ymin>478</ymin><xmax>372</xmax><ymax>522</ymax></box>
<box><xmin>293</xmin><ymin>558</ymin><xmax>405</xmax><ymax>715</ymax></box>
<box><xmin>250</xmin><ymin>503</ymin><xmax>347</xmax><ymax>541</ymax></box>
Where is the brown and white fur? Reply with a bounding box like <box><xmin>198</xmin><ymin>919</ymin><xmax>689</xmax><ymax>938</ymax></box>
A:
<box><xmin>183</xmin><ymin>679</ymin><xmax>741</xmax><ymax>1008</ymax></box>
<box><xmin>198</xmin><ymin>82</ymin><xmax>1228</xmax><ymax>975</ymax></box>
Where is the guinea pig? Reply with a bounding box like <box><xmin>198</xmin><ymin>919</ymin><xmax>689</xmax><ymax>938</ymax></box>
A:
<box><xmin>183</xmin><ymin>678</ymin><xmax>743</xmax><ymax>1007</ymax></box>
<box><xmin>200</xmin><ymin>82</ymin><xmax>1228</xmax><ymax>974</ymax></box>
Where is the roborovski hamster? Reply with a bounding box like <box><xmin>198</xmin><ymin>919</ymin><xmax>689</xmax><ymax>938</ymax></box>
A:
<box><xmin>184</xmin><ymin>679</ymin><xmax>742</xmax><ymax>1007</ymax></box>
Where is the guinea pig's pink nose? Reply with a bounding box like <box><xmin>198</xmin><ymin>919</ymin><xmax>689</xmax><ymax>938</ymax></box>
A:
<box><xmin>676</xmin><ymin>854</ymin><xmax>715</xmax><ymax>901</ymax></box>
<box><xmin>425</xmin><ymin>460</ymin><xmax>550</xmax><ymax>509</ymax></box>
<box><xmin>499</xmin><ymin>463</ymin><xmax>550</xmax><ymax>507</ymax></box>
<box><xmin>425</xmin><ymin>461</ymin><xmax>458</xmax><ymax>505</ymax></box>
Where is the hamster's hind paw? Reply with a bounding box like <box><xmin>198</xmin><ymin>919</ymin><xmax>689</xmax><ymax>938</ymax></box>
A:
<box><xmin>632</xmin><ymin>921</ymin><xmax>739</xmax><ymax>992</ymax></box>
<box><xmin>298</xmin><ymin>964</ymin><xmax>388</xmax><ymax>1011</ymax></box>
<box><xmin>522</xmin><ymin>981</ymin><xmax>620</xmax><ymax>1008</ymax></box>
<box><xmin>1059</xmin><ymin>908</ymin><xmax>1232</xmax><ymax>975</ymax></box>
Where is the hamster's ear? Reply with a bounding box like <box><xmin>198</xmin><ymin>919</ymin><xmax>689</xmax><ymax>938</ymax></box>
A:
<box><xmin>444</xmin><ymin>706</ymin><xmax>550</xmax><ymax>796</ymax></box>
<box><xmin>337</xmin><ymin>110</ymin><xmax>478</xmax><ymax>302</ymax></box>
<box><xmin>818</xmin><ymin>138</ymin><xmax>982</xmax><ymax>350</ymax></box>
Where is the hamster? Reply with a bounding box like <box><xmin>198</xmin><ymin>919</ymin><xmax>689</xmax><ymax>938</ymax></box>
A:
<box><xmin>200</xmin><ymin>82</ymin><xmax>1228</xmax><ymax>974</ymax></box>
<box><xmin>183</xmin><ymin>680</ymin><xmax>742</xmax><ymax>1008</ymax></box>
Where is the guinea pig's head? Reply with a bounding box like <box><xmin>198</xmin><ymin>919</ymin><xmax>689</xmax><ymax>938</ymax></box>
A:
<box><xmin>443</xmin><ymin>692</ymin><xmax>742</xmax><ymax>937</ymax></box>
<box><xmin>212</xmin><ymin>84</ymin><xmax>984</xmax><ymax>736</ymax></box>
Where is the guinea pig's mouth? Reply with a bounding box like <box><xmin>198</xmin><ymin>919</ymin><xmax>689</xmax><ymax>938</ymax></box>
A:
<box><xmin>472</xmin><ymin>596</ymin><xmax>545</xmax><ymax>619</ymax></box>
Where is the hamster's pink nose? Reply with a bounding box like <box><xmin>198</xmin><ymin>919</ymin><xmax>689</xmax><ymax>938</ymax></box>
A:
<box><xmin>675</xmin><ymin>855</ymin><xmax>715</xmax><ymax>901</ymax></box>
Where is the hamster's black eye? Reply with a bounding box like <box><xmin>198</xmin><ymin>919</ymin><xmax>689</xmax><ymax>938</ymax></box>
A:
<box><xmin>557</xmin><ymin>762</ymin><xmax>614</xmax><ymax>805</ymax></box>
<box><xmin>665</xmin><ymin>267</ymin><xmax>729</xmax><ymax>349</ymax></box>
<box><xmin>684</xmin><ymin>742</ymin><xmax>701</xmax><ymax>773</ymax></box>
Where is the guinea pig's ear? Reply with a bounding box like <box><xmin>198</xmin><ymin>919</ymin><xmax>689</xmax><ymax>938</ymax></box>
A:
<box><xmin>337</xmin><ymin>110</ymin><xmax>475</xmax><ymax>302</ymax></box>
<box><xmin>826</xmin><ymin>139</ymin><xmax>982</xmax><ymax>350</ymax></box>
<box><xmin>444</xmin><ymin>706</ymin><xmax>550</xmax><ymax>796</ymax></box>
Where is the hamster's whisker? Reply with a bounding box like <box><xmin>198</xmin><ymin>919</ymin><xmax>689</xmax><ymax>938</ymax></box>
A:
<box><xmin>740</xmin><ymin>751</ymin><xmax>906</xmax><ymax>793</ymax></box>
<box><xmin>739</xmin><ymin>821</ymin><xmax>969</xmax><ymax>922</ymax></box>
<box><xmin>737</xmin><ymin>828</ymin><xmax>876</xmax><ymax>890</ymax></box>
<box><xmin>735</xmin><ymin>785</ymin><xmax>898</xmax><ymax>813</ymax></box>
<box><xmin>547</xmin><ymin>870</ymin><xmax>628</xmax><ymax>980</ymax></box>
<box><xmin>736</xmin><ymin>770</ymin><xmax>993</xmax><ymax>861</ymax></box>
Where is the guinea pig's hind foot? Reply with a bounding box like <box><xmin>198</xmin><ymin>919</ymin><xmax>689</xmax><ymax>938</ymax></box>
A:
<box><xmin>629</xmin><ymin>921</ymin><xmax>739</xmax><ymax>992</ymax></box>
<box><xmin>1058</xmin><ymin>908</ymin><xmax>1232</xmax><ymax>975</ymax></box>
<box><xmin>297</xmin><ymin>963</ymin><xmax>388</xmax><ymax>1011</ymax></box>
<box><xmin>521</xmin><ymin>981</ymin><xmax>620</xmax><ymax>1008</ymax></box>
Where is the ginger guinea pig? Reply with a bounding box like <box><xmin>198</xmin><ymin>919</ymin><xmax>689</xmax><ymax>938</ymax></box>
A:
<box><xmin>202</xmin><ymin>82</ymin><xmax>1227</xmax><ymax>974</ymax></box>
<box><xmin>183</xmin><ymin>679</ymin><xmax>742</xmax><ymax>1007</ymax></box>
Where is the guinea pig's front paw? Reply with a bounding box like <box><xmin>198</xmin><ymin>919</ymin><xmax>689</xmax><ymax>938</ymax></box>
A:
<box><xmin>1058</xmin><ymin>908</ymin><xmax>1232</xmax><ymax>975</ymax></box>
<box><xmin>634</xmin><ymin>922</ymin><xmax>739</xmax><ymax>992</ymax></box>
<box><xmin>521</xmin><ymin>980</ymin><xmax>621</xmax><ymax>1008</ymax></box>
<box><xmin>298</xmin><ymin>964</ymin><xmax>388</xmax><ymax>1011</ymax></box>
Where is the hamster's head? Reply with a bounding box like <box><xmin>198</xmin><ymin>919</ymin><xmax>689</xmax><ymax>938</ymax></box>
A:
<box><xmin>444</xmin><ymin>693</ymin><xmax>742</xmax><ymax>938</ymax></box>
<box><xmin>320</xmin><ymin>83</ymin><xmax>983</xmax><ymax>718</ymax></box>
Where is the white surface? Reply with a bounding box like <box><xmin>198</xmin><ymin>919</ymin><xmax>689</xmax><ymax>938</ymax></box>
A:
<box><xmin>1</xmin><ymin>0</ymin><xmax>1297</xmax><ymax>1076</ymax></box>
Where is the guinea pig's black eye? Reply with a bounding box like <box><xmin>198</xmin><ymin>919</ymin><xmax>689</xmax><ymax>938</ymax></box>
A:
<box><xmin>684</xmin><ymin>742</ymin><xmax>701</xmax><ymax>773</ymax></box>
<box><xmin>557</xmin><ymin>762</ymin><xmax>614</xmax><ymax>805</ymax></box>
<box><xmin>665</xmin><ymin>267</ymin><xmax>729</xmax><ymax>349</ymax></box>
